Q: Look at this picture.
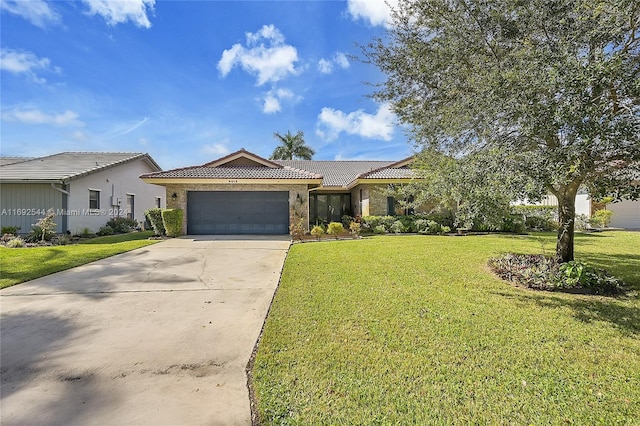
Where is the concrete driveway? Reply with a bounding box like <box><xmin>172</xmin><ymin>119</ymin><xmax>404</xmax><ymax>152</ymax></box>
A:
<box><xmin>0</xmin><ymin>236</ymin><xmax>290</xmax><ymax>426</ymax></box>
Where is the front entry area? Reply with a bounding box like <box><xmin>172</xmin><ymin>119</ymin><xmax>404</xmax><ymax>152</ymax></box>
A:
<box><xmin>187</xmin><ymin>191</ymin><xmax>289</xmax><ymax>234</ymax></box>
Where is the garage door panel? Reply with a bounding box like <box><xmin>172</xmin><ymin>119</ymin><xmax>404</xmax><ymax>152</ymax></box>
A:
<box><xmin>187</xmin><ymin>191</ymin><xmax>289</xmax><ymax>235</ymax></box>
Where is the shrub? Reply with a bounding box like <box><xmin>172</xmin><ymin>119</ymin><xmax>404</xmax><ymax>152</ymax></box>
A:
<box><xmin>145</xmin><ymin>208</ymin><xmax>166</xmax><ymax>236</ymax></box>
<box><xmin>341</xmin><ymin>215</ymin><xmax>354</xmax><ymax>228</ymax></box>
<box><xmin>310</xmin><ymin>225</ymin><xmax>325</xmax><ymax>239</ymax></box>
<box><xmin>380</xmin><ymin>216</ymin><xmax>396</xmax><ymax>231</ymax></box>
<box><xmin>97</xmin><ymin>226</ymin><xmax>115</xmax><ymax>236</ymax></box>
<box><xmin>361</xmin><ymin>216</ymin><xmax>382</xmax><ymax>231</ymax></box>
<box><xmin>575</xmin><ymin>214</ymin><xmax>589</xmax><ymax>231</ymax></box>
<box><xmin>6</xmin><ymin>237</ymin><xmax>25</xmax><ymax>248</ymax></box>
<box><xmin>1</xmin><ymin>226</ymin><xmax>19</xmax><ymax>235</ymax></box>
<box><xmin>55</xmin><ymin>235</ymin><xmax>71</xmax><ymax>245</ymax></box>
<box><xmin>510</xmin><ymin>205</ymin><xmax>558</xmax><ymax>231</ymax></box>
<box><xmin>414</xmin><ymin>219</ymin><xmax>429</xmax><ymax>233</ymax></box>
<box><xmin>162</xmin><ymin>209</ymin><xmax>183</xmax><ymax>237</ymax></box>
<box><xmin>590</xmin><ymin>209</ymin><xmax>613</xmax><ymax>229</ymax></box>
<box><xmin>28</xmin><ymin>209</ymin><xmax>56</xmax><ymax>242</ymax></box>
<box><xmin>390</xmin><ymin>220</ymin><xmax>405</xmax><ymax>234</ymax></box>
<box><xmin>441</xmin><ymin>226</ymin><xmax>451</xmax><ymax>234</ymax></box>
<box><xmin>327</xmin><ymin>222</ymin><xmax>344</xmax><ymax>238</ymax></box>
<box><xmin>373</xmin><ymin>225</ymin><xmax>387</xmax><ymax>234</ymax></box>
<box><xmin>501</xmin><ymin>214</ymin><xmax>526</xmax><ymax>234</ymax></box>
<box><xmin>105</xmin><ymin>217</ymin><xmax>138</xmax><ymax>234</ymax></box>
<box><xmin>349</xmin><ymin>221</ymin><xmax>361</xmax><ymax>236</ymax></box>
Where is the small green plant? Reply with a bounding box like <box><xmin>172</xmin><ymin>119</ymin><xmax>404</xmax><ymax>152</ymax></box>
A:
<box><xmin>589</xmin><ymin>209</ymin><xmax>613</xmax><ymax>229</ymax></box>
<box><xmin>310</xmin><ymin>225</ymin><xmax>325</xmax><ymax>239</ymax></box>
<box><xmin>556</xmin><ymin>261</ymin><xmax>623</xmax><ymax>294</ymax></box>
<box><xmin>440</xmin><ymin>226</ymin><xmax>451</xmax><ymax>234</ymax></box>
<box><xmin>1</xmin><ymin>226</ymin><xmax>19</xmax><ymax>235</ymax></box>
<box><xmin>349</xmin><ymin>221</ymin><xmax>361</xmax><ymax>236</ymax></box>
<box><xmin>7</xmin><ymin>237</ymin><xmax>25</xmax><ymax>248</ymax></box>
<box><xmin>327</xmin><ymin>222</ymin><xmax>344</xmax><ymax>238</ymax></box>
<box><xmin>161</xmin><ymin>209</ymin><xmax>183</xmax><ymax>237</ymax></box>
<box><xmin>145</xmin><ymin>208</ymin><xmax>166</xmax><ymax>236</ymax></box>
<box><xmin>81</xmin><ymin>227</ymin><xmax>92</xmax><ymax>237</ymax></box>
<box><xmin>55</xmin><ymin>235</ymin><xmax>71</xmax><ymax>246</ymax></box>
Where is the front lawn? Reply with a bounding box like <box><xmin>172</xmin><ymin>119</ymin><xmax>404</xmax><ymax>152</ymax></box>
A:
<box><xmin>0</xmin><ymin>231</ymin><xmax>158</xmax><ymax>289</ymax></box>
<box><xmin>252</xmin><ymin>231</ymin><xmax>640</xmax><ymax>424</ymax></box>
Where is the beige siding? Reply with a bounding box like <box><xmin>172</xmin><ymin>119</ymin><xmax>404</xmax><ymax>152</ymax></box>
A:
<box><xmin>164</xmin><ymin>183</ymin><xmax>310</xmax><ymax>235</ymax></box>
<box><xmin>0</xmin><ymin>183</ymin><xmax>64</xmax><ymax>233</ymax></box>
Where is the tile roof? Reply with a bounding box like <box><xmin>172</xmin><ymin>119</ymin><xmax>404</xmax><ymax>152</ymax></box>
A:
<box><xmin>358</xmin><ymin>166</ymin><xmax>414</xmax><ymax>180</ymax></box>
<box><xmin>0</xmin><ymin>156</ymin><xmax>34</xmax><ymax>166</ymax></box>
<box><xmin>274</xmin><ymin>160</ymin><xmax>397</xmax><ymax>186</ymax></box>
<box><xmin>0</xmin><ymin>152</ymin><xmax>160</xmax><ymax>182</ymax></box>
<box><xmin>141</xmin><ymin>165</ymin><xmax>322</xmax><ymax>180</ymax></box>
<box><xmin>139</xmin><ymin>149</ymin><xmax>417</xmax><ymax>188</ymax></box>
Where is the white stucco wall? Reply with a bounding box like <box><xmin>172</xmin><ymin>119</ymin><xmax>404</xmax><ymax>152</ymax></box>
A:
<box><xmin>65</xmin><ymin>158</ymin><xmax>165</xmax><ymax>233</ymax></box>
<box><xmin>608</xmin><ymin>200</ymin><xmax>640</xmax><ymax>230</ymax></box>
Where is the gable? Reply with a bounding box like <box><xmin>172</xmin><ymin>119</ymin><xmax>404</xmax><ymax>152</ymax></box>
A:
<box><xmin>203</xmin><ymin>149</ymin><xmax>282</xmax><ymax>169</ymax></box>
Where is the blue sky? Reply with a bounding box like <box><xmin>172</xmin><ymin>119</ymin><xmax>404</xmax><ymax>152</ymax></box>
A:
<box><xmin>1</xmin><ymin>0</ymin><xmax>411</xmax><ymax>170</ymax></box>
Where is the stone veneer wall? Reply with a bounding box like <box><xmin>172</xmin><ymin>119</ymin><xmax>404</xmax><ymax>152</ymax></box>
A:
<box><xmin>164</xmin><ymin>183</ymin><xmax>310</xmax><ymax>235</ymax></box>
<box><xmin>368</xmin><ymin>185</ymin><xmax>390</xmax><ymax>216</ymax></box>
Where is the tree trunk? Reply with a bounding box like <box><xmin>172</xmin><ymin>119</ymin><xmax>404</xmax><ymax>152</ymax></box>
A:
<box><xmin>555</xmin><ymin>184</ymin><xmax>579</xmax><ymax>264</ymax></box>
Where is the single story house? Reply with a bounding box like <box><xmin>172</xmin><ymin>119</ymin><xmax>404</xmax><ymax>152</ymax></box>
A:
<box><xmin>140</xmin><ymin>149</ymin><xmax>416</xmax><ymax>235</ymax></box>
<box><xmin>0</xmin><ymin>152</ymin><xmax>165</xmax><ymax>234</ymax></box>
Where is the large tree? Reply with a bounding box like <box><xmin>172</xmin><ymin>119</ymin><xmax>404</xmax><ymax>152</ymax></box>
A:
<box><xmin>365</xmin><ymin>0</ymin><xmax>640</xmax><ymax>262</ymax></box>
<box><xmin>269</xmin><ymin>130</ymin><xmax>315</xmax><ymax>160</ymax></box>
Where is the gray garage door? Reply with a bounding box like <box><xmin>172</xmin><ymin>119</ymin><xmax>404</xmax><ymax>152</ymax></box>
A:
<box><xmin>187</xmin><ymin>191</ymin><xmax>289</xmax><ymax>235</ymax></box>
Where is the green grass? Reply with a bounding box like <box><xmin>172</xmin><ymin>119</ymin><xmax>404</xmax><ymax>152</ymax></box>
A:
<box><xmin>0</xmin><ymin>231</ymin><xmax>158</xmax><ymax>289</ymax></box>
<box><xmin>253</xmin><ymin>231</ymin><xmax>640</xmax><ymax>424</ymax></box>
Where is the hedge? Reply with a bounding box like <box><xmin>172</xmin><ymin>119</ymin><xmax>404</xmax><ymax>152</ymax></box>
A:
<box><xmin>161</xmin><ymin>209</ymin><xmax>183</xmax><ymax>237</ymax></box>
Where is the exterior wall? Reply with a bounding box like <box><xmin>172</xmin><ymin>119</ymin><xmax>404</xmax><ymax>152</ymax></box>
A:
<box><xmin>528</xmin><ymin>194</ymin><xmax>591</xmax><ymax>217</ymax></box>
<box><xmin>66</xmin><ymin>158</ymin><xmax>165</xmax><ymax>234</ymax></box>
<box><xmin>0</xmin><ymin>183</ymin><xmax>64</xmax><ymax>233</ymax></box>
<box><xmin>164</xmin><ymin>183</ymin><xmax>310</xmax><ymax>235</ymax></box>
<box><xmin>368</xmin><ymin>186</ymin><xmax>390</xmax><ymax>216</ymax></box>
<box><xmin>608</xmin><ymin>200</ymin><xmax>640</xmax><ymax>230</ymax></box>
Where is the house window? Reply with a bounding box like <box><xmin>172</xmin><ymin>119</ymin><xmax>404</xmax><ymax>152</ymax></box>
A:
<box><xmin>387</xmin><ymin>197</ymin><xmax>395</xmax><ymax>216</ymax></box>
<box><xmin>126</xmin><ymin>194</ymin><xmax>135</xmax><ymax>220</ymax></box>
<box><xmin>155</xmin><ymin>197</ymin><xmax>161</xmax><ymax>208</ymax></box>
<box><xmin>309</xmin><ymin>193</ymin><xmax>352</xmax><ymax>226</ymax></box>
<box><xmin>89</xmin><ymin>190</ymin><xmax>100</xmax><ymax>209</ymax></box>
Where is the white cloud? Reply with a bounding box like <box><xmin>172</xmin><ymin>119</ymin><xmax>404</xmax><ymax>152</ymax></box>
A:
<box><xmin>260</xmin><ymin>88</ymin><xmax>297</xmax><ymax>114</ymax></box>
<box><xmin>317</xmin><ymin>52</ymin><xmax>350</xmax><ymax>75</ymax></box>
<box><xmin>0</xmin><ymin>48</ymin><xmax>58</xmax><ymax>83</ymax></box>
<box><xmin>0</xmin><ymin>0</ymin><xmax>60</xmax><ymax>28</ymax></box>
<box><xmin>217</xmin><ymin>24</ymin><xmax>300</xmax><ymax>86</ymax></box>
<box><xmin>316</xmin><ymin>103</ymin><xmax>395</xmax><ymax>141</ymax></box>
<box><xmin>346</xmin><ymin>0</ymin><xmax>398</xmax><ymax>28</ymax></box>
<box><xmin>82</xmin><ymin>0</ymin><xmax>155</xmax><ymax>28</ymax></box>
<box><xmin>202</xmin><ymin>142</ymin><xmax>230</xmax><ymax>156</ymax></box>
<box><xmin>2</xmin><ymin>108</ymin><xmax>84</xmax><ymax>127</ymax></box>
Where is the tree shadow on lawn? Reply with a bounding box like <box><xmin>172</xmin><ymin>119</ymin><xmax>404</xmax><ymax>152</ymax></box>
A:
<box><xmin>494</xmin><ymin>290</ymin><xmax>640</xmax><ymax>337</ymax></box>
<box><xmin>576</xmin><ymin>252</ymin><xmax>640</xmax><ymax>291</ymax></box>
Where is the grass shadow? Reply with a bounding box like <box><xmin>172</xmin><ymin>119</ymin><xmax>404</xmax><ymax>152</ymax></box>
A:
<box><xmin>494</xmin><ymin>290</ymin><xmax>639</xmax><ymax>337</ymax></box>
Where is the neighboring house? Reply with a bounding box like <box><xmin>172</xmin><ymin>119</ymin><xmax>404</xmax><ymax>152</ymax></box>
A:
<box><xmin>608</xmin><ymin>200</ymin><xmax>640</xmax><ymax>230</ymax></box>
<box><xmin>0</xmin><ymin>152</ymin><xmax>165</xmax><ymax>234</ymax></box>
<box><xmin>140</xmin><ymin>149</ymin><xmax>416</xmax><ymax>235</ymax></box>
<box><xmin>518</xmin><ymin>190</ymin><xmax>640</xmax><ymax>230</ymax></box>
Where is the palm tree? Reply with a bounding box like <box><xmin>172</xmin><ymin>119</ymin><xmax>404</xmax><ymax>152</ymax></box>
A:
<box><xmin>269</xmin><ymin>130</ymin><xmax>315</xmax><ymax>160</ymax></box>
